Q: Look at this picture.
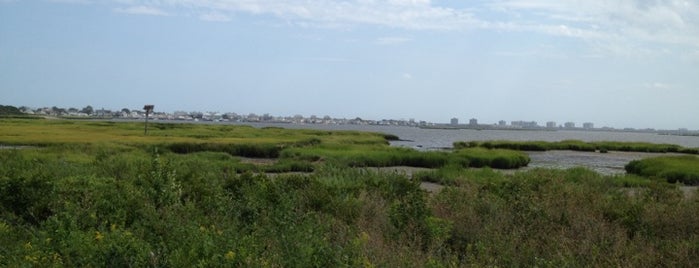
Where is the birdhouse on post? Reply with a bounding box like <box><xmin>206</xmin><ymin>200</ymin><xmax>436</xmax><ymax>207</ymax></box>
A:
<box><xmin>143</xmin><ymin>105</ymin><xmax>154</xmax><ymax>135</ymax></box>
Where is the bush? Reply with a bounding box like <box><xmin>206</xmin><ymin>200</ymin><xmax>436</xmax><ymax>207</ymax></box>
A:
<box><xmin>0</xmin><ymin>175</ymin><xmax>55</xmax><ymax>225</ymax></box>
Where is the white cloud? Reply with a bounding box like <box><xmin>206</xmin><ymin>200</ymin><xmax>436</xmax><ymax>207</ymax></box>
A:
<box><xmin>81</xmin><ymin>1</ymin><xmax>699</xmax><ymax>57</ymax></box>
<box><xmin>376</xmin><ymin>36</ymin><xmax>412</xmax><ymax>45</ymax></box>
<box><xmin>297</xmin><ymin>57</ymin><xmax>355</xmax><ymax>63</ymax></box>
<box><xmin>109</xmin><ymin>0</ymin><xmax>480</xmax><ymax>30</ymax></box>
<box><xmin>402</xmin><ymin>73</ymin><xmax>413</xmax><ymax>79</ymax></box>
<box><xmin>199</xmin><ymin>12</ymin><xmax>231</xmax><ymax>22</ymax></box>
<box><xmin>643</xmin><ymin>82</ymin><xmax>672</xmax><ymax>90</ymax></box>
<box><xmin>47</xmin><ymin>0</ymin><xmax>92</xmax><ymax>3</ymax></box>
<box><xmin>488</xmin><ymin>0</ymin><xmax>699</xmax><ymax>49</ymax></box>
<box><xmin>692</xmin><ymin>50</ymin><xmax>699</xmax><ymax>62</ymax></box>
<box><xmin>388</xmin><ymin>0</ymin><xmax>431</xmax><ymax>6</ymax></box>
<box><xmin>114</xmin><ymin>5</ymin><xmax>169</xmax><ymax>16</ymax></box>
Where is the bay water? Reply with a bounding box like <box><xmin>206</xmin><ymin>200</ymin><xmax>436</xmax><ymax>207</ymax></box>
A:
<box><xmin>238</xmin><ymin>122</ymin><xmax>699</xmax><ymax>174</ymax></box>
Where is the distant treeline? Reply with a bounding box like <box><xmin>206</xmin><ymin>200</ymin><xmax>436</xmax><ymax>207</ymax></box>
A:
<box><xmin>0</xmin><ymin>105</ymin><xmax>41</xmax><ymax>119</ymax></box>
<box><xmin>0</xmin><ymin>105</ymin><xmax>22</xmax><ymax>116</ymax></box>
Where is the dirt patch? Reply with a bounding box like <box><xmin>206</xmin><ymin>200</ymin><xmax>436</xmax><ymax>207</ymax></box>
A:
<box><xmin>0</xmin><ymin>145</ymin><xmax>34</xmax><ymax>150</ymax></box>
<box><xmin>238</xmin><ymin>157</ymin><xmax>277</xmax><ymax>165</ymax></box>
<box><xmin>370</xmin><ymin>166</ymin><xmax>434</xmax><ymax>177</ymax></box>
<box><xmin>680</xmin><ymin>186</ymin><xmax>697</xmax><ymax>199</ymax></box>
<box><xmin>527</xmin><ymin>150</ymin><xmax>687</xmax><ymax>175</ymax></box>
<box><xmin>368</xmin><ymin>167</ymin><xmax>447</xmax><ymax>193</ymax></box>
<box><xmin>623</xmin><ymin>186</ymin><xmax>697</xmax><ymax>200</ymax></box>
<box><xmin>419</xmin><ymin>182</ymin><xmax>445</xmax><ymax>193</ymax></box>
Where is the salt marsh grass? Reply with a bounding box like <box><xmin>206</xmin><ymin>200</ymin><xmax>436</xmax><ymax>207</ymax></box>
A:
<box><xmin>1</xmin><ymin>119</ymin><xmax>697</xmax><ymax>266</ymax></box>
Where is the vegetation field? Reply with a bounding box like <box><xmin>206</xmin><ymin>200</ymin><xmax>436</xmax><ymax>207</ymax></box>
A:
<box><xmin>1</xmin><ymin>119</ymin><xmax>698</xmax><ymax>266</ymax></box>
<box><xmin>455</xmin><ymin>140</ymin><xmax>699</xmax><ymax>154</ymax></box>
<box><xmin>626</xmin><ymin>156</ymin><xmax>699</xmax><ymax>185</ymax></box>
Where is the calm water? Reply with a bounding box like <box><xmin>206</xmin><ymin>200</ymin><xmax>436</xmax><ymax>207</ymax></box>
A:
<box><xmin>239</xmin><ymin>123</ymin><xmax>699</xmax><ymax>149</ymax></box>
<box><xmin>237</xmin><ymin>122</ymin><xmax>699</xmax><ymax>174</ymax></box>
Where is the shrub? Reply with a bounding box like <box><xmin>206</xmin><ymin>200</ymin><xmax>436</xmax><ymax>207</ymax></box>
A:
<box><xmin>0</xmin><ymin>174</ymin><xmax>55</xmax><ymax>225</ymax></box>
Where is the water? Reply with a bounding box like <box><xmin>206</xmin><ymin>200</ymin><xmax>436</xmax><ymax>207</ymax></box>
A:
<box><xmin>232</xmin><ymin>122</ymin><xmax>699</xmax><ymax>174</ymax></box>
<box><xmin>238</xmin><ymin>123</ymin><xmax>699</xmax><ymax>149</ymax></box>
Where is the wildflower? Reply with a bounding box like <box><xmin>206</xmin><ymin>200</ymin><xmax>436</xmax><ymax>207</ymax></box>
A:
<box><xmin>95</xmin><ymin>231</ymin><xmax>104</xmax><ymax>241</ymax></box>
<box><xmin>24</xmin><ymin>255</ymin><xmax>38</xmax><ymax>264</ymax></box>
<box><xmin>0</xmin><ymin>221</ymin><xmax>9</xmax><ymax>233</ymax></box>
<box><xmin>53</xmin><ymin>252</ymin><xmax>63</xmax><ymax>263</ymax></box>
<box><xmin>359</xmin><ymin>231</ymin><xmax>370</xmax><ymax>243</ymax></box>
<box><xmin>225</xmin><ymin>251</ymin><xmax>236</xmax><ymax>261</ymax></box>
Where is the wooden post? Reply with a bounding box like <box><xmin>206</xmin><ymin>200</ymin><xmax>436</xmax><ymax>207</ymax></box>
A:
<box><xmin>143</xmin><ymin>105</ymin><xmax>154</xmax><ymax>135</ymax></box>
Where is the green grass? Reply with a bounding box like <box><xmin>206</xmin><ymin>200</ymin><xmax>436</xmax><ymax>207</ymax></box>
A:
<box><xmin>1</xmin><ymin>119</ymin><xmax>698</xmax><ymax>266</ymax></box>
<box><xmin>281</xmin><ymin>145</ymin><xmax>451</xmax><ymax>168</ymax></box>
<box><xmin>455</xmin><ymin>147</ymin><xmax>530</xmax><ymax>169</ymax></box>
<box><xmin>625</xmin><ymin>155</ymin><xmax>699</xmax><ymax>185</ymax></box>
<box><xmin>0</xmin><ymin>119</ymin><xmax>533</xmax><ymax>171</ymax></box>
<box><xmin>281</xmin><ymin>145</ymin><xmax>529</xmax><ymax>169</ymax></box>
<box><xmin>0</xmin><ymin>119</ymin><xmax>387</xmax><ymax>148</ymax></box>
<box><xmin>455</xmin><ymin>140</ymin><xmax>697</xmax><ymax>154</ymax></box>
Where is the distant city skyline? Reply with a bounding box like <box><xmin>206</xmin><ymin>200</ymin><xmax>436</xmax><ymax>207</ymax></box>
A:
<box><xmin>13</xmin><ymin>103</ymin><xmax>697</xmax><ymax>132</ymax></box>
<box><xmin>2</xmin><ymin>1</ymin><xmax>698</xmax><ymax>130</ymax></box>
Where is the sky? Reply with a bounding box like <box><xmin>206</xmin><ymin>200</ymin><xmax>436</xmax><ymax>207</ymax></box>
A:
<box><xmin>1</xmin><ymin>0</ymin><xmax>698</xmax><ymax>130</ymax></box>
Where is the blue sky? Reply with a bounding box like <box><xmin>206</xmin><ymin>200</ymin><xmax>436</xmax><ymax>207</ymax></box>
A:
<box><xmin>1</xmin><ymin>0</ymin><xmax>698</xmax><ymax>129</ymax></box>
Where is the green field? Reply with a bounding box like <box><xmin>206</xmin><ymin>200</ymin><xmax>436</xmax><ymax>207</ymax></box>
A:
<box><xmin>626</xmin><ymin>155</ymin><xmax>699</xmax><ymax>185</ymax></box>
<box><xmin>455</xmin><ymin>140</ymin><xmax>699</xmax><ymax>154</ymax></box>
<box><xmin>1</xmin><ymin>119</ymin><xmax>698</xmax><ymax>267</ymax></box>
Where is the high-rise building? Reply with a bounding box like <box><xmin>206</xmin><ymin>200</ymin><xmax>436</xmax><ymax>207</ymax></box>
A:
<box><xmin>451</xmin><ymin>118</ymin><xmax>459</xmax><ymax>126</ymax></box>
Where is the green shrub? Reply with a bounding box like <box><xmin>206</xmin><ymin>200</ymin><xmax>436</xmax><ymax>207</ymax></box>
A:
<box><xmin>0</xmin><ymin>174</ymin><xmax>55</xmax><ymax>225</ymax></box>
<box><xmin>3</xmin><ymin>119</ymin><xmax>699</xmax><ymax>267</ymax></box>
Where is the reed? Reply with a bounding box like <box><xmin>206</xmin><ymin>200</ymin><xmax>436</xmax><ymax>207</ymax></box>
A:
<box><xmin>625</xmin><ymin>155</ymin><xmax>699</xmax><ymax>185</ymax></box>
<box><xmin>455</xmin><ymin>148</ymin><xmax>530</xmax><ymax>169</ymax></box>
<box><xmin>1</xmin><ymin>130</ymin><xmax>698</xmax><ymax>266</ymax></box>
<box><xmin>456</xmin><ymin>140</ymin><xmax>696</xmax><ymax>154</ymax></box>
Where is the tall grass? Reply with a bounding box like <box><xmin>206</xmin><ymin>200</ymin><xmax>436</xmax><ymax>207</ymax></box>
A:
<box><xmin>281</xmin><ymin>145</ymin><xmax>529</xmax><ymax>169</ymax></box>
<box><xmin>2</xmin><ymin>118</ymin><xmax>699</xmax><ymax>266</ymax></box>
<box><xmin>455</xmin><ymin>140</ymin><xmax>697</xmax><ymax>154</ymax></box>
<box><xmin>3</xmin><ymin>147</ymin><xmax>697</xmax><ymax>267</ymax></box>
<box><xmin>455</xmin><ymin>147</ymin><xmax>530</xmax><ymax>169</ymax></box>
<box><xmin>0</xmin><ymin>119</ymin><xmax>386</xmax><ymax>148</ymax></box>
<box><xmin>280</xmin><ymin>145</ymin><xmax>451</xmax><ymax>168</ymax></box>
<box><xmin>626</xmin><ymin>155</ymin><xmax>699</xmax><ymax>185</ymax></box>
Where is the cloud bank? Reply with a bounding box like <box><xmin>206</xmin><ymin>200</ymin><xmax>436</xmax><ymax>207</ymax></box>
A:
<box><xmin>53</xmin><ymin>1</ymin><xmax>699</xmax><ymax>56</ymax></box>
